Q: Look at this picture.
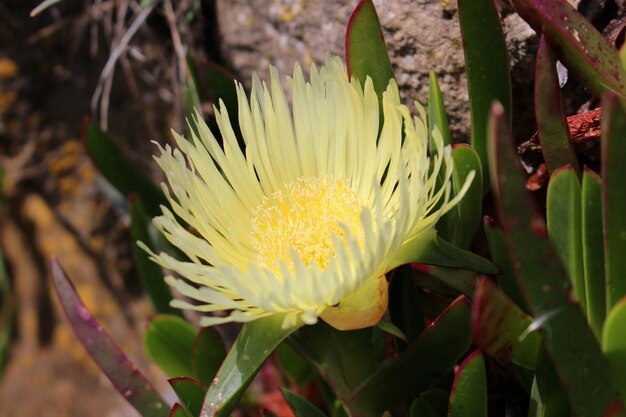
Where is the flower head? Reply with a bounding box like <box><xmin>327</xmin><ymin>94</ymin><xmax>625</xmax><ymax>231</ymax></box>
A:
<box><xmin>143</xmin><ymin>56</ymin><xmax>473</xmax><ymax>330</ymax></box>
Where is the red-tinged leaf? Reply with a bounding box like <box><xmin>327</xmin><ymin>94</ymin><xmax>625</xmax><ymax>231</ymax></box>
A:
<box><xmin>488</xmin><ymin>103</ymin><xmax>626</xmax><ymax>417</ymax></box>
<box><xmin>449</xmin><ymin>351</ymin><xmax>487</xmax><ymax>417</ymax></box>
<box><xmin>170</xmin><ymin>403</ymin><xmax>193</xmax><ymax>417</ymax></box>
<box><xmin>345</xmin><ymin>0</ymin><xmax>394</xmax><ymax>99</ymax></box>
<box><xmin>483</xmin><ymin>216</ymin><xmax>528</xmax><ymax>312</ymax></box>
<box><xmin>459</xmin><ymin>0</ymin><xmax>512</xmax><ymax>191</ymax></box>
<box><xmin>169</xmin><ymin>377</ymin><xmax>207</xmax><ymax>417</ymax></box>
<box><xmin>352</xmin><ymin>296</ymin><xmax>472</xmax><ymax>410</ymax></box>
<box><xmin>601</xmin><ymin>93</ymin><xmax>626</xmax><ymax>309</ymax></box>
<box><xmin>511</xmin><ymin>0</ymin><xmax>626</xmax><ymax>99</ymax></box>
<box><xmin>535</xmin><ymin>35</ymin><xmax>580</xmax><ymax>176</ymax></box>
<box><xmin>472</xmin><ymin>278</ymin><xmax>540</xmax><ymax>369</ymax></box>
<box><xmin>51</xmin><ymin>258</ymin><xmax>169</xmax><ymax>417</ymax></box>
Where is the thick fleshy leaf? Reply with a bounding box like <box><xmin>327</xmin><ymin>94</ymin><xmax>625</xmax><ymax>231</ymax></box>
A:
<box><xmin>392</xmin><ymin>228</ymin><xmax>498</xmax><ymax>274</ymax></box>
<box><xmin>276</xmin><ymin>343</ymin><xmax>315</xmax><ymax>387</ymax></box>
<box><xmin>603</xmin><ymin>297</ymin><xmax>626</xmax><ymax>400</ymax></box>
<box><xmin>345</xmin><ymin>0</ymin><xmax>395</xmax><ymax>99</ymax></box>
<box><xmin>483</xmin><ymin>216</ymin><xmax>528</xmax><ymax>312</ymax></box>
<box><xmin>459</xmin><ymin>0</ymin><xmax>511</xmax><ymax>190</ymax></box>
<box><xmin>388</xmin><ymin>265</ymin><xmax>424</xmax><ymax>345</ymax></box>
<box><xmin>290</xmin><ymin>325</ymin><xmax>377</xmax><ymax>417</ymax></box>
<box><xmin>409</xmin><ymin>389</ymin><xmax>449</xmax><ymax>417</ymax></box>
<box><xmin>353</xmin><ymin>296</ymin><xmax>471</xmax><ymax>410</ymax></box>
<box><xmin>281</xmin><ymin>388</ymin><xmax>327</xmax><ymax>417</ymax></box>
<box><xmin>170</xmin><ymin>403</ymin><xmax>193</xmax><ymax>417</ymax></box>
<box><xmin>535</xmin><ymin>36</ymin><xmax>580</xmax><ymax>176</ymax></box>
<box><xmin>201</xmin><ymin>315</ymin><xmax>301</xmax><ymax>417</ymax></box>
<box><xmin>448</xmin><ymin>145</ymin><xmax>483</xmax><ymax>249</ymax></box>
<box><xmin>511</xmin><ymin>0</ymin><xmax>626</xmax><ymax>99</ymax></box>
<box><xmin>170</xmin><ymin>377</ymin><xmax>207</xmax><ymax>417</ymax></box>
<box><xmin>51</xmin><ymin>259</ymin><xmax>169</xmax><ymax>417</ymax></box>
<box><xmin>488</xmin><ymin>103</ymin><xmax>626</xmax><ymax>417</ymax></box>
<box><xmin>130</xmin><ymin>197</ymin><xmax>180</xmax><ymax>316</ymax></box>
<box><xmin>192</xmin><ymin>328</ymin><xmax>227</xmax><ymax>387</ymax></box>
<box><xmin>448</xmin><ymin>351</ymin><xmax>487</xmax><ymax>417</ymax></box>
<box><xmin>547</xmin><ymin>166</ymin><xmax>585</xmax><ymax>310</ymax></box>
<box><xmin>84</xmin><ymin>122</ymin><xmax>167</xmax><ymax>217</ymax></box>
<box><xmin>144</xmin><ymin>315</ymin><xmax>196</xmax><ymax>378</ymax></box>
<box><xmin>581</xmin><ymin>168</ymin><xmax>605</xmax><ymax>337</ymax></box>
<box><xmin>601</xmin><ymin>93</ymin><xmax>626</xmax><ymax>309</ymax></box>
<box><xmin>533</xmin><ymin>349</ymin><xmax>572</xmax><ymax>417</ymax></box>
<box><xmin>472</xmin><ymin>278</ymin><xmax>540</xmax><ymax>369</ymax></box>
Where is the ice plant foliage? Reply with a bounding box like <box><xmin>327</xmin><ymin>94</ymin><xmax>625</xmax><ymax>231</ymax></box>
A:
<box><xmin>142</xmin><ymin>57</ymin><xmax>473</xmax><ymax>330</ymax></box>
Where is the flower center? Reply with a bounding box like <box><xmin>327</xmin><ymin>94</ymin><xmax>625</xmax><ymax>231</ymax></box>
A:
<box><xmin>252</xmin><ymin>176</ymin><xmax>364</xmax><ymax>272</ymax></box>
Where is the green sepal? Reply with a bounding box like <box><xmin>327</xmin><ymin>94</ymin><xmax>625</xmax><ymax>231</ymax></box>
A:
<box><xmin>281</xmin><ymin>388</ymin><xmax>327</xmax><ymax>417</ymax></box>
<box><xmin>391</xmin><ymin>228</ymin><xmax>498</xmax><ymax>274</ymax></box>
<box><xmin>276</xmin><ymin>343</ymin><xmax>315</xmax><ymax>387</ymax></box>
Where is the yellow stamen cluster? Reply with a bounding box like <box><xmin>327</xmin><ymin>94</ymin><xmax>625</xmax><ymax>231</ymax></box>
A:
<box><xmin>252</xmin><ymin>176</ymin><xmax>364</xmax><ymax>273</ymax></box>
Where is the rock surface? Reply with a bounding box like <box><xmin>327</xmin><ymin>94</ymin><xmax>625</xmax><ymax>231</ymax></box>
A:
<box><xmin>216</xmin><ymin>0</ymin><xmax>538</xmax><ymax>141</ymax></box>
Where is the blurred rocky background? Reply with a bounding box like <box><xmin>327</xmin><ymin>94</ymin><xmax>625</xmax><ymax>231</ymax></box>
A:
<box><xmin>0</xmin><ymin>0</ymin><xmax>617</xmax><ymax>415</ymax></box>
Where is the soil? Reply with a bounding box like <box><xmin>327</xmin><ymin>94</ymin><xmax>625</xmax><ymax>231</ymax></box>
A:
<box><xmin>0</xmin><ymin>1</ymin><xmax>187</xmax><ymax>415</ymax></box>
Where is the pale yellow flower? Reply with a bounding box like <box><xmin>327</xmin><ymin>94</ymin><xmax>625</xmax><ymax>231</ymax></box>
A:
<box><xmin>142</xmin><ymin>56</ymin><xmax>473</xmax><ymax>330</ymax></box>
